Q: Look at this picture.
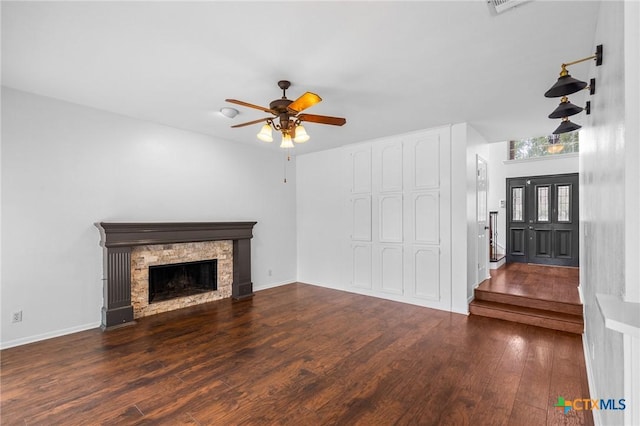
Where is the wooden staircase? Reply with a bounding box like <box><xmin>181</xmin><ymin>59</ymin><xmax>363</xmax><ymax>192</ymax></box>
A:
<box><xmin>469</xmin><ymin>264</ymin><xmax>584</xmax><ymax>334</ymax></box>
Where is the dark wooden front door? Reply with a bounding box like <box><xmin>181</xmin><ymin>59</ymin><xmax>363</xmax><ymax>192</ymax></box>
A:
<box><xmin>506</xmin><ymin>173</ymin><xmax>579</xmax><ymax>267</ymax></box>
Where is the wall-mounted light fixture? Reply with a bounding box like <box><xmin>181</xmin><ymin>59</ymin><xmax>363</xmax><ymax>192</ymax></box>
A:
<box><xmin>545</xmin><ymin>45</ymin><xmax>602</xmax><ymax>134</ymax></box>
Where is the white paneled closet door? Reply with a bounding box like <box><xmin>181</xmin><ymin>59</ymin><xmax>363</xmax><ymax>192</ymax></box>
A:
<box><xmin>350</xmin><ymin>147</ymin><xmax>372</xmax><ymax>290</ymax></box>
<box><xmin>348</xmin><ymin>127</ymin><xmax>451</xmax><ymax>311</ymax></box>
<box><xmin>403</xmin><ymin>130</ymin><xmax>451</xmax><ymax>311</ymax></box>
<box><xmin>376</xmin><ymin>140</ymin><xmax>404</xmax><ymax>295</ymax></box>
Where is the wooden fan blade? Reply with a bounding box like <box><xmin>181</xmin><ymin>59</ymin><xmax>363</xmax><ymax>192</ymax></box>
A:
<box><xmin>231</xmin><ymin>117</ymin><xmax>271</xmax><ymax>128</ymax></box>
<box><xmin>298</xmin><ymin>113</ymin><xmax>346</xmax><ymax>126</ymax></box>
<box><xmin>226</xmin><ymin>99</ymin><xmax>275</xmax><ymax>114</ymax></box>
<box><xmin>287</xmin><ymin>92</ymin><xmax>322</xmax><ymax>113</ymax></box>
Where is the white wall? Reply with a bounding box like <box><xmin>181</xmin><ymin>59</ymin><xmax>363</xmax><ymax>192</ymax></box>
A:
<box><xmin>580</xmin><ymin>1</ymin><xmax>636</xmax><ymax>425</ymax></box>
<box><xmin>487</xmin><ymin>142</ymin><xmax>579</xmax><ymax>253</ymax></box>
<box><xmin>0</xmin><ymin>88</ymin><xmax>297</xmax><ymax>348</ymax></box>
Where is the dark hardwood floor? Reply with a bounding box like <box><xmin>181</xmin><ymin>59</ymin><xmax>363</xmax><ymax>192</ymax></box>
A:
<box><xmin>479</xmin><ymin>263</ymin><xmax>581</xmax><ymax>304</ymax></box>
<box><xmin>1</xmin><ymin>283</ymin><xmax>592</xmax><ymax>425</ymax></box>
<box><xmin>470</xmin><ymin>263</ymin><xmax>584</xmax><ymax>333</ymax></box>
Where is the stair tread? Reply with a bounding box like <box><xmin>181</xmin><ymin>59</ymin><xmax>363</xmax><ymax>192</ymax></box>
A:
<box><xmin>474</xmin><ymin>288</ymin><xmax>583</xmax><ymax>315</ymax></box>
<box><xmin>470</xmin><ymin>299</ymin><xmax>583</xmax><ymax>324</ymax></box>
<box><xmin>474</xmin><ymin>288</ymin><xmax>582</xmax><ymax>306</ymax></box>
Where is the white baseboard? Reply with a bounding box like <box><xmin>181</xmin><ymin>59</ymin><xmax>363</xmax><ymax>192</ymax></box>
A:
<box><xmin>578</xmin><ymin>285</ymin><xmax>585</xmax><ymax>305</ymax></box>
<box><xmin>253</xmin><ymin>279</ymin><xmax>295</xmax><ymax>292</ymax></box>
<box><xmin>582</xmin><ymin>334</ymin><xmax>602</xmax><ymax>426</ymax></box>
<box><xmin>0</xmin><ymin>321</ymin><xmax>101</xmax><ymax>350</ymax></box>
<box><xmin>489</xmin><ymin>257</ymin><xmax>506</xmax><ymax>269</ymax></box>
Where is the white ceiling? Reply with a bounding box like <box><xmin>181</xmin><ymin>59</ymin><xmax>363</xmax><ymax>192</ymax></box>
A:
<box><xmin>1</xmin><ymin>1</ymin><xmax>601</xmax><ymax>154</ymax></box>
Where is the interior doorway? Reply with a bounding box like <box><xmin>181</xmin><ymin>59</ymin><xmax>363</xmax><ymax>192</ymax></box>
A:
<box><xmin>506</xmin><ymin>173</ymin><xmax>579</xmax><ymax>267</ymax></box>
<box><xmin>477</xmin><ymin>155</ymin><xmax>489</xmax><ymax>283</ymax></box>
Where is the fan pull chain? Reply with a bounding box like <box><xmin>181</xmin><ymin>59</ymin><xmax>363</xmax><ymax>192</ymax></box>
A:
<box><xmin>283</xmin><ymin>150</ymin><xmax>290</xmax><ymax>183</ymax></box>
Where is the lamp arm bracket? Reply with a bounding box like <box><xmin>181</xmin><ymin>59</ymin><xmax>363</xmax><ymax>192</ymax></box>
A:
<box><xmin>562</xmin><ymin>54</ymin><xmax>597</xmax><ymax>68</ymax></box>
<box><xmin>562</xmin><ymin>44</ymin><xmax>604</xmax><ymax>68</ymax></box>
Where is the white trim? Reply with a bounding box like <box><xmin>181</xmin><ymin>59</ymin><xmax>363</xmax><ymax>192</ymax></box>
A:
<box><xmin>596</xmin><ymin>293</ymin><xmax>640</xmax><ymax>338</ymax></box>
<box><xmin>578</xmin><ymin>285</ymin><xmax>584</xmax><ymax>305</ymax></box>
<box><xmin>253</xmin><ymin>280</ymin><xmax>293</xmax><ymax>292</ymax></box>
<box><xmin>624</xmin><ymin>335</ymin><xmax>640</xmax><ymax>426</ymax></box>
<box><xmin>0</xmin><ymin>321</ymin><xmax>102</xmax><ymax>350</ymax></box>
<box><xmin>503</xmin><ymin>152</ymin><xmax>578</xmax><ymax>165</ymax></box>
<box><xmin>582</xmin><ymin>334</ymin><xmax>602</xmax><ymax>426</ymax></box>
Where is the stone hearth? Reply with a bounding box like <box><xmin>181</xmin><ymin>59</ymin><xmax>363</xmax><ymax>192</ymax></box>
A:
<box><xmin>95</xmin><ymin>222</ymin><xmax>256</xmax><ymax>329</ymax></box>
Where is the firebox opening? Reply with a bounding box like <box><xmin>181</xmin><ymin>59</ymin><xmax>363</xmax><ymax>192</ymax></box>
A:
<box><xmin>149</xmin><ymin>259</ymin><xmax>217</xmax><ymax>304</ymax></box>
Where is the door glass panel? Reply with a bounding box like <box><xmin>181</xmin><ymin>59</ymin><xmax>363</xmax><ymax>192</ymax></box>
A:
<box><xmin>512</xmin><ymin>187</ymin><xmax>524</xmax><ymax>221</ymax></box>
<box><xmin>557</xmin><ymin>185</ymin><xmax>571</xmax><ymax>222</ymax></box>
<box><xmin>537</xmin><ymin>186</ymin><xmax>550</xmax><ymax>222</ymax></box>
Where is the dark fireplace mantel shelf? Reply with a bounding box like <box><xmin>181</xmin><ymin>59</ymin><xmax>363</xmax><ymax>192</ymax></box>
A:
<box><xmin>96</xmin><ymin>221</ymin><xmax>257</xmax><ymax>329</ymax></box>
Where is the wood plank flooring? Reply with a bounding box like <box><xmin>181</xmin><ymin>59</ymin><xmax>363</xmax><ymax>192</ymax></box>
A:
<box><xmin>476</xmin><ymin>263</ymin><xmax>581</xmax><ymax>304</ymax></box>
<box><xmin>470</xmin><ymin>263</ymin><xmax>584</xmax><ymax>333</ymax></box>
<box><xmin>1</xmin><ymin>283</ymin><xmax>593</xmax><ymax>425</ymax></box>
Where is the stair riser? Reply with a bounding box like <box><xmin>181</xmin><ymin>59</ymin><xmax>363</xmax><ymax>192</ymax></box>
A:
<box><xmin>470</xmin><ymin>305</ymin><xmax>583</xmax><ymax>334</ymax></box>
<box><xmin>474</xmin><ymin>289</ymin><xmax>583</xmax><ymax>316</ymax></box>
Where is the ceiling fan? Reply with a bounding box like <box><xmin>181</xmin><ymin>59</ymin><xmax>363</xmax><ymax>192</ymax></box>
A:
<box><xmin>225</xmin><ymin>80</ymin><xmax>346</xmax><ymax>148</ymax></box>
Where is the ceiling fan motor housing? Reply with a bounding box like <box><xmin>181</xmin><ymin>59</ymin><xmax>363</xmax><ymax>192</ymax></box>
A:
<box><xmin>269</xmin><ymin>98</ymin><xmax>293</xmax><ymax>113</ymax></box>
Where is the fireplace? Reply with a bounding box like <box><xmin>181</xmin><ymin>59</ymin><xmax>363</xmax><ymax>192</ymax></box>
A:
<box><xmin>149</xmin><ymin>259</ymin><xmax>218</xmax><ymax>304</ymax></box>
<box><xmin>95</xmin><ymin>221</ymin><xmax>257</xmax><ymax>329</ymax></box>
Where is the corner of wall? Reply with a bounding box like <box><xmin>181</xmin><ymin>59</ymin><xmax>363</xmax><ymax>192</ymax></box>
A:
<box><xmin>450</xmin><ymin>123</ymin><xmax>469</xmax><ymax>313</ymax></box>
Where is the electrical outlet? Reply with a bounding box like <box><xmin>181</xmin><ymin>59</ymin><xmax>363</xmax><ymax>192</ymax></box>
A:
<box><xmin>268</xmin><ymin>269</ymin><xmax>273</xmax><ymax>277</ymax></box>
<box><xmin>12</xmin><ymin>310</ymin><xmax>23</xmax><ymax>323</ymax></box>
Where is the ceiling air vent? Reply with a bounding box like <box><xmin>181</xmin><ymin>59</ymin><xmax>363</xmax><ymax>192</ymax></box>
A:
<box><xmin>487</xmin><ymin>0</ymin><xmax>532</xmax><ymax>15</ymax></box>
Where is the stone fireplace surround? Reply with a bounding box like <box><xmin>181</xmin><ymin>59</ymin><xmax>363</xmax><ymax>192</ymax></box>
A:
<box><xmin>96</xmin><ymin>222</ymin><xmax>256</xmax><ymax>329</ymax></box>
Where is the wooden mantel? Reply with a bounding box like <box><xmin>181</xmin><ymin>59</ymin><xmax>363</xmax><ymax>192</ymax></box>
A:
<box><xmin>95</xmin><ymin>221</ymin><xmax>257</xmax><ymax>329</ymax></box>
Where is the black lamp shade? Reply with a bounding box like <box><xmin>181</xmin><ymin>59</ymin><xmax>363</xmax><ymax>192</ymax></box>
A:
<box><xmin>549</xmin><ymin>98</ymin><xmax>584</xmax><ymax>118</ymax></box>
<box><xmin>545</xmin><ymin>74</ymin><xmax>588</xmax><ymax>98</ymax></box>
<box><xmin>553</xmin><ymin>118</ymin><xmax>581</xmax><ymax>134</ymax></box>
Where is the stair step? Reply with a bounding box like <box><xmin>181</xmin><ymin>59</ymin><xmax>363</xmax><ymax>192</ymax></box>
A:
<box><xmin>469</xmin><ymin>299</ymin><xmax>584</xmax><ymax>334</ymax></box>
<box><xmin>474</xmin><ymin>288</ymin><xmax>583</xmax><ymax>316</ymax></box>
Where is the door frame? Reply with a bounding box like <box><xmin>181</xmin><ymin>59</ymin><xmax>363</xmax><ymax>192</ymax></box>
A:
<box><xmin>506</xmin><ymin>173</ymin><xmax>579</xmax><ymax>267</ymax></box>
<box><xmin>476</xmin><ymin>155</ymin><xmax>489</xmax><ymax>284</ymax></box>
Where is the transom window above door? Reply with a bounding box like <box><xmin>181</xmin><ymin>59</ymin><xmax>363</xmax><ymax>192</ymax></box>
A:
<box><xmin>509</xmin><ymin>132</ymin><xmax>579</xmax><ymax>160</ymax></box>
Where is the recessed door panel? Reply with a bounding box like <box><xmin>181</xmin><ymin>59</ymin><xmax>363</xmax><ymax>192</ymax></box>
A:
<box><xmin>414</xmin><ymin>192</ymin><xmax>439</xmax><ymax>244</ymax></box>
<box><xmin>352</xmin><ymin>195</ymin><xmax>372</xmax><ymax>241</ymax></box>
<box><xmin>380</xmin><ymin>246</ymin><xmax>403</xmax><ymax>295</ymax></box>
<box><xmin>510</xmin><ymin>228</ymin><xmax>526</xmax><ymax>256</ymax></box>
<box><xmin>555</xmin><ymin>230</ymin><xmax>573</xmax><ymax>258</ymax></box>
<box><xmin>380</xmin><ymin>195</ymin><xmax>403</xmax><ymax>243</ymax></box>
<box><xmin>414</xmin><ymin>248</ymin><xmax>439</xmax><ymax>300</ymax></box>
<box><xmin>533</xmin><ymin>229</ymin><xmax>552</xmax><ymax>257</ymax></box>
<box><xmin>352</xmin><ymin>244</ymin><xmax>372</xmax><ymax>289</ymax></box>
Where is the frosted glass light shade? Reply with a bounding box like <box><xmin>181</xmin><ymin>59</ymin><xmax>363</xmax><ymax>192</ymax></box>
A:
<box><xmin>280</xmin><ymin>134</ymin><xmax>294</xmax><ymax>149</ymax></box>
<box><xmin>257</xmin><ymin>124</ymin><xmax>273</xmax><ymax>142</ymax></box>
<box><xmin>293</xmin><ymin>125</ymin><xmax>310</xmax><ymax>143</ymax></box>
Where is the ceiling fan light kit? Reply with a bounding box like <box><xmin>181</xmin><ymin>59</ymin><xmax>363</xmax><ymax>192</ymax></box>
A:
<box><xmin>226</xmin><ymin>80</ymin><xmax>346</xmax><ymax>149</ymax></box>
<box><xmin>280</xmin><ymin>134</ymin><xmax>294</xmax><ymax>149</ymax></box>
<box><xmin>257</xmin><ymin>124</ymin><xmax>273</xmax><ymax>142</ymax></box>
<box><xmin>545</xmin><ymin>44</ymin><xmax>602</xmax><ymax>135</ymax></box>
